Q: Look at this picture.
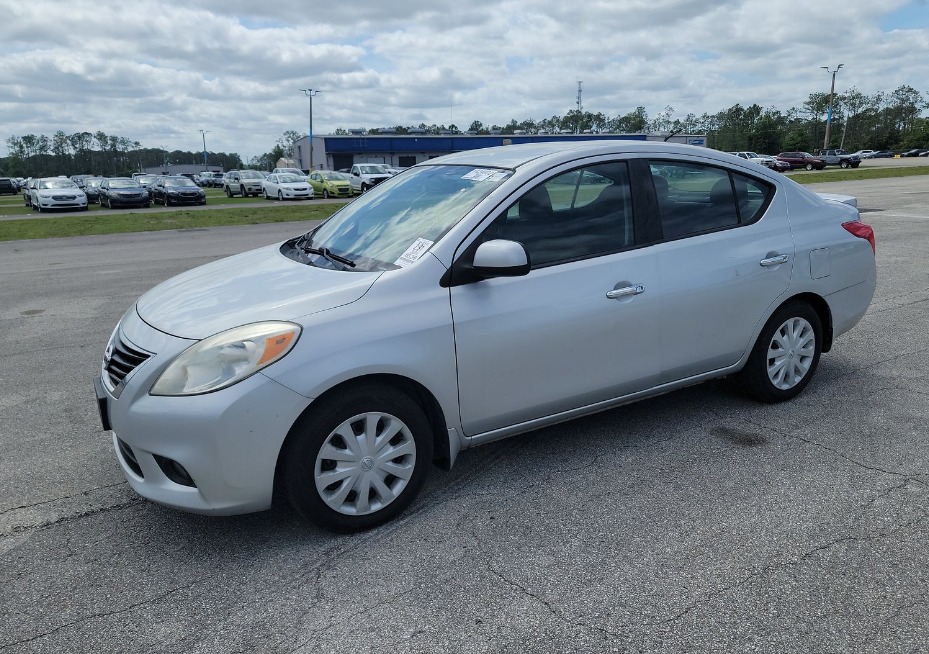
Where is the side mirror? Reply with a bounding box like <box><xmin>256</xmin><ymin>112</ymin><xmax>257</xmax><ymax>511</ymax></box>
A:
<box><xmin>443</xmin><ymin>239</ymin><xmax>531</xmax><ymax>287</ymax></box>
<box><xmin>471</xmin><ymin>239</ymin><xmax>530</xmax><ymax>276</ymax></box>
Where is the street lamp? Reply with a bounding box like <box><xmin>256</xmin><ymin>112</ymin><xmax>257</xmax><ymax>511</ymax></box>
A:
<box><xmin>199</xmin><ymin>129</ymin><xmax>209</xmax><ymax>169</ymax></box>
<box><xmin>821</xmin><ymin>64</ymin><xmax>843</xmax><ymax>149</ymax></box>
<box><xmin>300</xmin><ymin>89</ymin><xmax>320</xmax><ymax>171</ymax></box>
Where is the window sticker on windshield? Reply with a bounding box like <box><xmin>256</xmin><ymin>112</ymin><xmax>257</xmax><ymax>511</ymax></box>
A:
<box><xmin>486</xmin><ymin>171</ymin><xmax>507</xmax><ymax>182</ymax></box>
<box><xmin>394</xmin><ymin>238</ymin><xmax>435</xmax><ymax>268</ymax></box>
<box><xmin>461</xmin><ymin>168</ymin><xmax>497</xmax><ymax>181</ymax></box>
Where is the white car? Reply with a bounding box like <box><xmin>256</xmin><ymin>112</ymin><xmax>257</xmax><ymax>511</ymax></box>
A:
<box><xmin>30</xmin><ymin>177</ymin><xmax>88</xmax><ymax>212</ymax></box>
<box><xmin>96</xmin><ymin>141</ymin><xmax>876</xmax><ymax>533</ymax></box>
<box><xmin>849</xmin><ymin>150</ymin><xmax>876</xmax><ymax>159</ymax></box>
<box><xmin>262</xmin><ymin>173</ymin><xmax>315</xmax><ymax>201</ymax></box>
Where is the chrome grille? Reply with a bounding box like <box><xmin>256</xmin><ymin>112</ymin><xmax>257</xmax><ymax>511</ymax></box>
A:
<box><xmin>105</xmin><ymin>334</ymin><xmax>151</xmax><ymax>388</ymax></box>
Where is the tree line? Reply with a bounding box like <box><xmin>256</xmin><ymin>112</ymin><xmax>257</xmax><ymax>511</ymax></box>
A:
<box><xmin>2</xmin><ymin>130</ymin><xmax>244</xmax><ymax>178</ymax></box>
<box><xmin>3</xmin><ymin>84</ymin><xmax>927</xmax><ymax>178</ymax></box>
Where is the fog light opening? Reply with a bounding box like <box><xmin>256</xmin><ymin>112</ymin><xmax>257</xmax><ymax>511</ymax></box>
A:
<box><xmin>153</xmin><ymin>455</ymin><xmax>197</xmax><ymax>488</ymax></box>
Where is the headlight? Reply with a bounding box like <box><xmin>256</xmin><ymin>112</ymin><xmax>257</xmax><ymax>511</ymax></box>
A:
<box><xmin>150</xmin><ymin>321</ymin><xmax>301</xmax><ymax>396</ymax></box>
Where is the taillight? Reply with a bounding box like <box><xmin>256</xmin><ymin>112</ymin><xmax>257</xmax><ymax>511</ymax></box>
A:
<box><xmin>842</xmin><ymin>220</ymin><xmax>875</xmax><ymax>254</ymax></box>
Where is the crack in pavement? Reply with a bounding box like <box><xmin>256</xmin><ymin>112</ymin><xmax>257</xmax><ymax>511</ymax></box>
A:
<box><xmin>0</xmin><ymin>582</ymin><xmax>196</xmax><ymax>651</ymax></box>
<box><xmin>647</xmin><ymin>496</ymin><xmax>929</xmax><ymax>630</ymax></box>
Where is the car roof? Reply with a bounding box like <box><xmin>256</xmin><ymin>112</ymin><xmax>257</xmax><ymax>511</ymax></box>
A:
<box><xmin>424</xmin><ymin>140</ymin><xmax>724</xmax><ymax>169</ymax></box>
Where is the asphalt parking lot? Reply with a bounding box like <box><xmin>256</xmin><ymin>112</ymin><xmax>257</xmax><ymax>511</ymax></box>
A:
<box><xmin>1</xmin><ymin>175</ymin><xmax>928</xmax><ymax>653</ymax></box>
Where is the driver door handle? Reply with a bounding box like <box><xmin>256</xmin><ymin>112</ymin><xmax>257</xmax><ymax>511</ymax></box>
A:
<box><xmin>606</xmin><ymin>284</ymin><xmax>645</xmax><ymax>299</ymax></box>
<box><xmin>760</xmin><ymin>254</ymin><xmax>789</xmax><ymax>267</ymax></box>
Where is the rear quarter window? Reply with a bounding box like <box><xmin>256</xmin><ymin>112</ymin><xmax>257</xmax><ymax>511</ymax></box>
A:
<box><xmin>649</xmin><ymin>161</ymin><xmax>774</xmax><ymax>240</ymax></box>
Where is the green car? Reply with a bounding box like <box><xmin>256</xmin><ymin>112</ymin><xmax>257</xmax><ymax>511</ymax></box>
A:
<box><xmin>308</xmin><ymin>170</ymin><xmax>354</xmax><ymax>199</ymax></box>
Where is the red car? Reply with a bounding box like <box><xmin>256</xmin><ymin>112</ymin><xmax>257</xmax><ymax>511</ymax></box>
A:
<box><xmin>776</xmin><ymin>152</ymin><xmax>827</xmax><ymax>171</ymax></box>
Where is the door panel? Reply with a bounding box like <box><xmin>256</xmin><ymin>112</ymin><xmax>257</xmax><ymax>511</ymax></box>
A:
<box><xmin>451</xmin><ymin>250</ymin><xmax>661</xmax><ymax>436</ymax></box>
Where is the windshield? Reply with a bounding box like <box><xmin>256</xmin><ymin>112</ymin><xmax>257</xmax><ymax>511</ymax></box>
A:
<box><xmin>358</xmin><ymin>165</ymin><xmax>388</xmax><ymax>174</ymax></box>
<box><xmin>300</xmin><ymin>164</ymin><xmax>512</xmax><ymax>272</ymax></box>
<box><xmin>241</xmin><ymin>171</ymin><xmax>265</xmax><ymax>179</ymax></box>
<box><xmin>40</xmin><ymin>179</ymin><xmax>79</xmax><ymax>189</ymax></box>
<box><xmin>166</xmin><ymin>178</ymin><xmax>197</xmax><ymax>187</ymax></box>
<box><xmin>322</xmin><ymin>172</ymin><xmax>348</xmax><ymax>181</ymax></box>
<box><xmin>279</xmin><ymin>174</ymin><xmax>304</xmax><ymax>183</ymax></box>
<box><xmin>110</xmin><ymin>179</ymin><xmax>141</xmax><ymax>188</ymax></box>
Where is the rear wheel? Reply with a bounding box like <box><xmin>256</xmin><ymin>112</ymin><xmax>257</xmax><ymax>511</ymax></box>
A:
<box><xmin>741</xmin><ymin>302</ymin><xmax>822</xmax><ymax>403</ymax></box>
<box><xmin>281</xmin><ymin>384</ymin><xmax>433</xmax><ymax>533</ymax></box>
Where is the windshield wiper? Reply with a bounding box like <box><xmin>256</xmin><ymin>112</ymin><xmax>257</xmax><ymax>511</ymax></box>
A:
<box><xmin>295</xmin><ymin>235</ymin><xmax>356</xmax><ymax>268</ymax></box>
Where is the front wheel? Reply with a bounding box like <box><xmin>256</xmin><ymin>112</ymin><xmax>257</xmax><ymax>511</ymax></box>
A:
<box><xmin>323</xmin><ymin>190</ymin><xmax>330</xmax><ymax>199</ymax></box>
<box><xmin>840</xmin><ymin>160</ymin><xmax>849</xmax><ymax>169</ymax></box>
<box><xmin>740</xmin><ymin>302</ymin><xmax>822</xmax><ymax>403</ymax></box>
<box><xmin>225</xmin><ymin>187</ymin><xmax>233</xmax><ymax>198</ymax></box>
<box><xmin>360</xmin><ymin>183</ymin><xmax>369</xmax><ymax>193</ymax></box>
<box><xmin>278</xmin><ymin>191</ymin><xmax>284</xmax><ymax>201</ymax></box>
<box><xmin>280</xmin><ymin>384</ymin><xmax>433</xmax><ymax>533</ymax></box>
<box><xmin>805</xmin><ymin>163</ymin><xmax>814</xmax><ymax>171</ymax></box>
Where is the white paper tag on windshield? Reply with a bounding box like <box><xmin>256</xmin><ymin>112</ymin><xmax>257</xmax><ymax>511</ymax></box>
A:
<box><xmin>462</xmin><ymin>168</ymin><xmax>496</xmax><ymax>181</ymax></box>
<box><xmin>394</xmin><ymin>238</ymin><xmax>435</xmax><ymax>267</ymax></box>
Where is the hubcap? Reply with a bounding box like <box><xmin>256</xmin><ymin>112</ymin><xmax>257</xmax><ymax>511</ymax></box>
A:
<box><xmin>314</xmin><ymin>412</ymin><xmax>416</xmax><ymax>516</ymax></box>
<box><xmin>767</xmin><ymin>317</ymin><xmax>815</xmax><ymax>390</ymax></box>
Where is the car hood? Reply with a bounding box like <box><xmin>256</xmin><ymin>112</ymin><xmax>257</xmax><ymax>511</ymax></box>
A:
<box><xmin>135</xmin><ymin>243</ymin><xmax>380</xmax><ymax>339</ymax></box>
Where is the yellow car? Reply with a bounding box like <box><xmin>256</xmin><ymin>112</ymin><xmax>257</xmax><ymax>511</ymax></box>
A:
<box><xmin>308</xmin><ymin>170</ymin><xmax>354</xmax><ymax>199</ymax></box>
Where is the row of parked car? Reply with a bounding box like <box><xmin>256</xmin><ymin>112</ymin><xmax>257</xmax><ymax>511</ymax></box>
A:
<box><xmin>20</xmin><ymin>173</ymin><xmax>208</xmax><ymax>211</ymax></box>
<box><xmin>212</xmin><ymin>165</ymin><xmax>404</xmax><ymax>201</ymax></box>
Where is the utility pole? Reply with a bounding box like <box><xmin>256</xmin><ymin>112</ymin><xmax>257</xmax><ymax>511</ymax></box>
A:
<box><xmin>199</xmin><ymin>130</ymin><xmax>209</xmax><ymax>169</ymax></box>
<box><xmin>300</xmin><ymin>89</ymin><xmax>320</xmax><ymax>171</ymax></box>
<box><xmin>576</xmin><ymin>81</ymin><xmax>583</xmax><ymax>134</ymax></box>
<box><xmin>821</xmin><ymin>64</ymin><xmax>843</xmax><ymax>149</ymax></box>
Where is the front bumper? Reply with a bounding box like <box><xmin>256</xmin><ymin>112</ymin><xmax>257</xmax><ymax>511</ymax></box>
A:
<box><xmin>96</xmin><ymin>309</ymin><xmax>312</xmax><ymax>515</ymax></box>
<box><xmin>35</xmin><ymin>195</ymin><xmax>88</xmax><ymax>210</ymax></box>
<box><xmin>279</xmin><ymin>187</ymin><xmax>313</xmax><ymax>199</ymax></box>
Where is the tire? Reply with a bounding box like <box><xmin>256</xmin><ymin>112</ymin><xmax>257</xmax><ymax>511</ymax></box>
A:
<box><xmin>740</xmin><ymin>302</ymin><xmax>822</xmax><ymax>403</ymax></box>
<box><xmin>225</xmin><ymin>187</ymin><xmax>233</xmax><ymax>198</ymax></box>
<box><xmin>280</xmin><ymin>384</ymin><xmax>433</xmax><ymax>533</ymax></box>
<box><xmin>805</xmin><ymin>163</ymin><xmax>814</xmax><ymax>171</ymax></box>
<box><xmin>278</xmin><ymin>191</ymin><xmax>284</xmax><ymax>201</ymax></box>
<box><xmin>36</xmin><ymin>203</ymin><xmax>43</xmax><ymax>213</ymax></box>
<box><xmin>360</xmin><ymin>183</ymin><xmax>369</xmax><ymax>193</ymax></box>
<box><xmin>840</xmin><ymin>160</ymin><xmax>849</xmax><ymax>169</ymax></box>
<box><xmin>240</xmin><ymin>185</ymin><xmax>246</xmax><ymax>197</ymax></box>
<box><xmin>144</xmin><ymin>202</ymin><xmax>151</xmax><ymax>208</ymax></box>
<box><xmin>323</xmin><ymin>190</ymin><xmax>330</xmax><ymax>199</ymax></box>
<box><xmin>264</xmin><ymin>189</ymin><xmax>270</xmax><ymax>199</ymax></box>
<box><xmin>852</xmin><ymin>163</ymin><xmax>860</xmax><ymax>168</ymax></box>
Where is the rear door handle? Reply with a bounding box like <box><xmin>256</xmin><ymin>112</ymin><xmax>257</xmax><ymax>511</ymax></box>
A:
<box><xmin>760</xmin><ymin>254</ymin><xmax>789</xmax><ymax>267</ymax></box>
<box><xmin>606</xmin><ymin>284</ymin><xmax>645</xmax><ymax>299</ymax></box>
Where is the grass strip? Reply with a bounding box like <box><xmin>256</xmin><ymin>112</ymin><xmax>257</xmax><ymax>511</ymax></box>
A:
<box><xmin>786</xmin><ymin>166</ymin><xmax>929</xmax><ymax>184</ymax></box>
<box><xmin>0</xmin><ymin>204</ymin><xmax>341</xmax><ymax>241</ymax></box>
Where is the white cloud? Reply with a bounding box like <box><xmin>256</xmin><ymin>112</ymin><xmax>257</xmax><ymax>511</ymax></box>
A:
<box><xmin>1</xmin><ymin>0</ymin><xmax>926</xmax><ymax>159</ymax></box>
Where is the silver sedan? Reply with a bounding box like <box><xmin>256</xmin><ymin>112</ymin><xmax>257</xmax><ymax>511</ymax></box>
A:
<box><xmin>96</xmin><ymin>141</ymin><xmax>876</xmax><ymax>532</ymax></box>
<box><xmin>261</xmin><ymin>173</ymin><xmax>314</xmax><ymax>201</ymax></box>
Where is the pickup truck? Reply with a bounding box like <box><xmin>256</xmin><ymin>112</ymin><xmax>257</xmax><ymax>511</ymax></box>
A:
<box><xmin>815</xmin><ymin>149</ymin><xmax>861</xmax><ymax>169</ymax></box>
<box><xmin>349</xmin><ymin>164</ymin><xmax>393</xmax><ymax>193</ymax></box>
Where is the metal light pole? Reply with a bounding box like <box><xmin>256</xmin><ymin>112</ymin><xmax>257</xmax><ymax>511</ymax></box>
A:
<box><xmin>199</xmin><ymin>129</ymin><xmax>209</xmax><ymax>169</ymax></box>
<box><xmin>300</xmin><ymin>89</ymin><xmax>320</xmax><ymax>171</ymax></box>
<box><xmin>821</xmin><ymin>64</ymin><xmax>843</xmax><ymax>149</ymax></box>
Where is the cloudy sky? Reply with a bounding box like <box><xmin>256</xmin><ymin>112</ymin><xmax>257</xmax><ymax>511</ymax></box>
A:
<box><xmin>2</xmin><ymin>0</ymin><xmax>928</xmax><ymax>160</ymax></box>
